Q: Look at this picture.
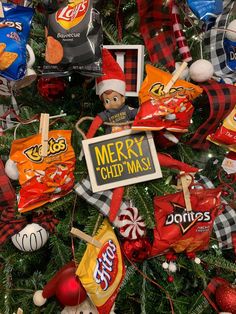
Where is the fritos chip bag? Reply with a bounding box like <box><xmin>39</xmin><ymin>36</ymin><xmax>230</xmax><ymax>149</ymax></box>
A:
<box><xmin>0</xmin><ymin>3</ymin><xmax>34</xmax><ymax>81</ymax></box>
<box><xmin>151</xmin><ymin>187</ymin><xmax>223</xmax><ymax>256</ymax></box>
<box><xmin>207</xmin><ymin>106</ymin><xmax>236</xmax><ymax>152</ymax></box>
<box><xmin>43</xmin><ymin>0</ymin><xmax>103</xmax><ymax>76</ymax></box>
<box><xmin>10</xmin><ymin>130</ymin><xmax>75</xmax><ymax>212</ymax></box>
<box><xmin>76</xmin><ymin>219</ymin><xmax>125</xmax><ymax>314</ymax></box>
<box><xmin>132</xmin><ymin>64</ymin><xmax>203</xmax><ymax>131</ymax></box>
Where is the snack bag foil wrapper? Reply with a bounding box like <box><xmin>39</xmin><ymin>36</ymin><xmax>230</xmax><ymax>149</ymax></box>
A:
<box><xmin>187</xmin><ymin>0</ymin><xmax>223</xmax><ymax>27</ymax></box>
<box><xmin>207</xmin><ymin>106</ymin><xmax>236</xmax><ymax>152</ymax></box>
<box><xmin>76</xmin><ymin>219</ymin><xmax>125</xmax><ymax>314</ymax></box>
<box><xmin>43</xmin><ymin>0</ymin><xmax>103</xmax><ymax>77</ymax></box>
<box><xmin>10</xmin><ymin>130</ymin><xmax>75</xmax><ymax>212</ymax></box>
<box><xmin>151</xmin><ymin>187</ymin><xmax>222</xmax><ymax>256</ymax></box>
<box><xmin>132</xmin><ymin>65</ymin><xmax>202</xmax><ymax>131</ymax></box>
<box><xmin>0</xmin><ymin>3</ymin><xmax>34</xmax><ymax>81</ymax></box>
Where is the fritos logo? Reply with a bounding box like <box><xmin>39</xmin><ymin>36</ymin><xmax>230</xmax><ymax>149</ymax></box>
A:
<box><xmin>93</xmin><ymin>240</ymin><xmax>118</xmax><ymax>291</ymax></box>
<box><xmin>23</xmin><ymin>137</ymin><xmax>67</xmax><ymax>163</ymax></box>
<box><xmin>56</xmin><ymin>0</ymin><xmax>89</xmax><ymax>30</ymax></box>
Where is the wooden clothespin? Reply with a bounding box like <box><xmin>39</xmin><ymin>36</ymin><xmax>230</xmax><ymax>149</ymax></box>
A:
<box><xmin>17</xmin><ymin>308</ymin><xmax>23</xmax><ymax>314</ymax></box>
<box><xmin>178</xmin><ymin>171</ymin><xmax>192</xmax><ymax>212</ymax></box>
<box><xmin>70</xmin><ymin>227</ymin><xmax>102</xmax><ymax>249</ymax></box>
<box><xmin>39</xmin><ymin>113</ymin><xmax>49</xmax><ymax>157</ymax></box>
<box><xmin>0</xmin><ymin>2</ymin><xmax>5</xmax><ymax>18</ymax></box>
<box><xmin>163</xmin><ymin>61</ymin><xmax>188</xmax><ymax>94</ymax></box>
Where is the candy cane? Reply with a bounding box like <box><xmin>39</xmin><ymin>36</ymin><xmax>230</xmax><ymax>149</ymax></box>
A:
<box><xmin>172</xmin><ymin>3</ymin><xmax>192</xmax><ymax>63</ymax></box>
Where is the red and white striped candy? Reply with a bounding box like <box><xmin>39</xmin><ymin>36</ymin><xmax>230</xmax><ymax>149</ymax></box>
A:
<box><xmin>118</xmin><ymin>207</ymin><xmax>146</xmax><ymax>240</ymax></box>
<box><xmin>172</xmin><ymin>3</ymin><xmax>192</xmax><ymax>63</ymax></box>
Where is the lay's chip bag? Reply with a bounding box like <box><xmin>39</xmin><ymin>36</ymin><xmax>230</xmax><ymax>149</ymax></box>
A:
<box><xmin>10</xmin><ymin>130</ymin><xmax>75</xmax><ymax>212</ymax></box>
<box><xmin>132</xmin><ymin>64</ymin><xmax>203</xmax><ymax>131</ymax></box>
<box><xmin>76</xmin><ymin>219</ymin><xmax>125</xmax><ymax>314</ymax></box>
<box><xmin>43</xmin><ymin>0</ymin><xmax>103</xmax><ymax>76</ymax></box>
<box><xmin>0</xmin><ymin>3</ymin><xmax>34</xmax><ymax>81</ymax></box>
<box><xmin>207</xmin><ymin>106</ymin><xmax>236</xmax><ymax>152</ymax></box>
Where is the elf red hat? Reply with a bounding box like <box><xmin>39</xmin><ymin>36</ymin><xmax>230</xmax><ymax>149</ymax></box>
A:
<box><xmin>97</xmin><ymin>48</ymin><xmax>126</xmax><ymax>97</ymax></box>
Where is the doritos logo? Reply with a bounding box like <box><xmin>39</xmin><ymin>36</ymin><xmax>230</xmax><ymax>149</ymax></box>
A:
<box><xmin>165</xmin><ymin>203</ymin><xmax>211</xmax><ymax>234</ymax></box>
<box><xmin>23</xmin><ymin>137</ymin><xmax>67</xmax><ymax>163</ymax></box>
<box><xmin>94</xmin><ymin>240</ymin><xmax>118</xmax><ymax>291</ymax></box>
<box><xmin>149</xmin><ymin>82</ymin><xmax>194</xmax><ymax>97</ymax></box>
<box><xmin>56</xmin><ymin>0</ymin><xmax>89</xmax><ymax>30</ymax></box>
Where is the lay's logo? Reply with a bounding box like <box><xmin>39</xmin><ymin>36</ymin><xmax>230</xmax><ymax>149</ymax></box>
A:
<box><xmin>56</xmin><ymin>0</ymin><xmax>89</xmax><ymax>30</ymax></box>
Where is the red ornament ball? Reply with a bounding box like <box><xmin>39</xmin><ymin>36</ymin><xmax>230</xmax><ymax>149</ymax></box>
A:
<box><xmin>55</xmin><ymin>268</ymin><xmax>87</xmax><ymax>306</ymax></box>
<box><xmin>37</xmin><ymin>77</ymin><xmax>66</xmax><ymax>101</ymax></box>
<box><xmin>215</xmin><ymin>283</ymin><xmax>236</xmax><ymax>314</ymax></box>
<box><xmin>122</xmin><ymin>238</ymin><xmax>151</xmax><ymax>262</ymax></box>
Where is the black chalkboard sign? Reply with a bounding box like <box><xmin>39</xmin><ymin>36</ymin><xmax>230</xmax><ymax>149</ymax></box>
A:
<box><xmin>82</xmin><ymin>130</ymin><xmax>162</xmax><ymax>192</ymax></box>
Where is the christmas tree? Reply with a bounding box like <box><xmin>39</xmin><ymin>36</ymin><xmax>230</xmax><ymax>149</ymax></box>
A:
<box><xmin>0</xmin><ymin>1</ymin><xmax>236</xmax><ymax>313</ymax></box>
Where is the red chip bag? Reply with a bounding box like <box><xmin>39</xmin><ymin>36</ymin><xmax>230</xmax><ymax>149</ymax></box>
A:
<box><xmin>132</xmin><ymin>64</ymin><xmax>202</xmax><ymax>132</ymax></box>
<box><xmin>151</xmin><ymin>187</ymin><xmax>223</xmax><ymax>256</ymax></box>
<box><xmin>207</xmin><ymin>106</ymin><xmax>236</xmax><ymax>152</ymax></box>
<box><xmin>132</xmin><ymin>95</ymin><xmax>194</xmax><ymax>132</ymax></box>
<box><xmin>10</xmin><ymin>130</ymin><xmax>76</xmax><ymax>212</ymax></box>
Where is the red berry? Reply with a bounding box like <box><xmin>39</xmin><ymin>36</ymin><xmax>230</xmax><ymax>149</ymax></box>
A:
<box><xmin>167</xmin><ymin>275</ymin><xmax>174</xmax><ymax>283</ymax></box>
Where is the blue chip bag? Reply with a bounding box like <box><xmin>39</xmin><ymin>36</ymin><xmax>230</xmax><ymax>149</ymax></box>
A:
<box><xmin>0</xmin><ymin>3</ymin><xmax>34</xmax><ymax>81</ymax></box>
<box><xmin>224</xmin><ymin>38</ymin><xmax>236</xmax><ymax>71</ymax></box>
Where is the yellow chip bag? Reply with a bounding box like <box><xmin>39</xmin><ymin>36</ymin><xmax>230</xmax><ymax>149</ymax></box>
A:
<box><xmin>139</xmin><ymin>64</ymin><xmax>203</xmax><ymax>103</ymax></box>
<box><xmin>10</xmin><ymin>130</ymin><xmax>75</xmax><ymax>213</ymax></box>
<box><xmin>76</xmin><ymin>219</ymin><xmax>125</xmax><ymax>314</ymax></box>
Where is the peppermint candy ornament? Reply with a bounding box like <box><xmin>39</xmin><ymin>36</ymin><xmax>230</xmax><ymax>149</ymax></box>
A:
<box><xmin>118</xmin><ymin>206</ymin><xmax>146</xmax><ymax>240</ymax></box>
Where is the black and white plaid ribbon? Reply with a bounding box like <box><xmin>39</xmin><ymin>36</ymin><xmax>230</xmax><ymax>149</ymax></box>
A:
<box><xmin>74</xmin><ymin>177</ymin><xmax>129</xmax><ymax>228</ymax></box>
<box><xmin>196</xmin><ymin>175</ymin><xmax>236</xmax><ymax>250</ymax></box>
<box><xmin>203</xmin><ymin>0</ymin><xmax>235</xmax><ymax>84</ymax></box>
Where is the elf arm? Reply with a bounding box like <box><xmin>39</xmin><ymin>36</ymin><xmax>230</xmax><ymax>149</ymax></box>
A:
<box><xmin>86</xmin><ymin>115</ymin><xmax>104</xmax><ymax>139</ymax></box>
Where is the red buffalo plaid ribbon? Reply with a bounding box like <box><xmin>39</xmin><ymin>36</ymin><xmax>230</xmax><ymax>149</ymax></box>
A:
<box><xmin>0</xmin><ymin>159</ymin><xmax>59</xmax><ymax>245</ymax></box>
<box><xmin>136</xmin><ymin>0</ymin><xmax>176</xmax><ymax>71</ymax></box>
<box><xmin>202</xmin><ymin>277</ymin><xmax>228</xmax><ymax>312</ymax></box>
<box><xmin>188</xmin><ymin>80</ymin><xmax>236</xmax><ymax>150</ymax></box>
<box><xmin>0</xmin><ymin>158</ymin><xmax>15</xmax><ymax>212</ymax></box>
<box><xmin>0</xmin><ymin>207</ymin><xmax>59</xmax><ymax>245</ymax></box>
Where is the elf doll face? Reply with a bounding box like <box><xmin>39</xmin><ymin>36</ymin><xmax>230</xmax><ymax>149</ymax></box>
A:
<box><xmin>102</xmin><ymin>91</ymin><xmax>125</xmax><ymax>110</ymax></box>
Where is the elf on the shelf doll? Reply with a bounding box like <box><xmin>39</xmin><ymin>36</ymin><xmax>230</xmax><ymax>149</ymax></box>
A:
<box><xmin>85</xmin><ymin>48</ymin><xmax>138</xmax><ymax>222</ymax></box>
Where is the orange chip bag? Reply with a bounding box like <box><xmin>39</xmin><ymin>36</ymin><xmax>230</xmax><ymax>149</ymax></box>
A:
<box><xmin>139</xmin><ymin>64</ymin><xmax>203</xmax><ymax>103</ymax></box>
<box><xmin>10</xmin><ymin>130</ymin><xmax>75</xmax><ymax>213</ymax></box>
<box><xmin>76</xmin><ymin>219</ymin><xmax>125</xmax><ymax>314</ymax></box>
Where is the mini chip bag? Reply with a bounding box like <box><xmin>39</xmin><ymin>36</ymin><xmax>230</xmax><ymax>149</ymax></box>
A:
<box><xmin>151</xmin><ymin>187</ymin><xmax>223</xmax><ymax>256</ymax></box>
<box><xmin>132</xmin><ymin>64</ymin><xmax>202</xmax><ymax>131</ymax></box>
<box><xmin>43</xmin><ymin>0</ymin><xmax>103</xmax><ymax>76</ymax></box>
<box><xmin>0</xmin><ymin>3</ymin><xmax>34</xmax><ymax>81</ymax></box>
<box><xmin>207</xmin><ymin>106</ymin><xmax>236</xmax><ymax>152</ymax></box>
<box><xmin>9</xmin><ymin>130</ymin><xmax>75</xmax><ymax>212</ymax></box>
<box><xmin>76</xmin><ymin>219</ymin><xmax>125</xmax><ymax>314</ymax></box>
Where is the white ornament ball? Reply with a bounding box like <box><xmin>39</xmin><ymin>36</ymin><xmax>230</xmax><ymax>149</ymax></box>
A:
<box><xmin>189</xmin><ymin>59</ymin><xmax>214</xmax><ymax>82</ymax></box>
<box><xmin>194</xmin><ymin>257</ymin><xmax>201</xmax><ymax>264</ymax></box>
<box><xmin>33</xmin><ymin>290</ymin><xmax>47</xmax><ymax>307</ymax></box>
<box><xmin>225</xmin><ymin>19</ymin><xmax>236</xmax><ymax>41</ymax></box>
<box><xmin>162</xmin><ymin>262</ymin><xmax>169</xmax><ymax>270</ymax></box>
<box><xmin>11</xmin><ymin>223</ymin><xmax>49</xmax><ymax>252</ymax></box>
<box><xmin>5</xmin><ymin>159</ymin><xmax>19</xmax><ymax>180</ymax></box>
<box><xmin>168</xmin><ymin>261</ymin><xmax>177</xmax><ymax>273</ymax></box>
<box><xmin>174</xmin><ymin>62</ymin><xmax>189</xmax><ymax>80</ymax></box>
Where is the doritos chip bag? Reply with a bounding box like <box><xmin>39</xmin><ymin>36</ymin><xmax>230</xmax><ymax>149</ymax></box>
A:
<box><xmin>151</xmin><ymin>187</ymin><xmax>223</xmax><ymax>256</ymax></box>
<box><xmin>10</xmin><ymin>130</ymin><xmax>75</xmax><ymax>212</ymax></box>
<box><xmin>76</xmin><ymin>219</ymin><xmax>125</xmax><ymax>314</ymax></box>
<box><xmin>207</xmin><ymin>106</ymin><xmax>236</xmax><ymax>152</ymax></box>
<box><xmin>0</xmin><ymin>3</ymin><xmax>34</xmax><ymax>81</ymax></box>
<box><xmin>43</xmin><ymin>0</ymin><xmax>103</xmax><ymax>76</ymax></box>
<box><xmin>132</xmin><ymin>64</ymin><xmax>203</xmax><ymax>131</ymax></box>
